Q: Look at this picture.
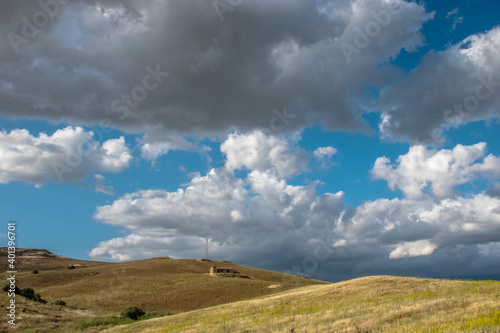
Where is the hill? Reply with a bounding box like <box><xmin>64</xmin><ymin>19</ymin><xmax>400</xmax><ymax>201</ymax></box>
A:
<box><xmin>104</xmin><ymin>275</ymin><xmax>500</xmax><ymax>333</ymax></box>
<box><xmin>0</xmin><ymin>248</ymin><xmax>326</xmax><ymax>332</ymax></box>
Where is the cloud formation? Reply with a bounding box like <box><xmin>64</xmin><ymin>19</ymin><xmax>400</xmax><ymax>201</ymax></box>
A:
<box><xmin>2</xmin><ymin>0</ymin><xmax>500</xmax><ymax>282</ymax></box>
<box><xmin>372</xmin><ymin>143</ymin><xmax>500</xmax><ymax>200</ymax></box>
<box><xmin>0</xmin><ymin>126</ymin><xmax>132</xmax><ymax>186</ymax></box>
<box><xmin>221</xmin><ymin>131</ymin><xmax>308</xmax><ymax>178</ymax></box>
<box><xmin>91</xmin><ymin>137</ymin><xmax>500</xmax><ymax>281</ymax></box>
<box><xmin>93</xmin><ymin>174</ymin><xmax>114</xmax><ymax>195</ymax></box>
<box><xmin>378</xmin><ymin>26</ymin><xmax>500</xmax><ymax>143</ymax></box>
<box><xmin>314</xmin><ymin>146</ymin><xmax>337</xmax><ymax>168</ymax></box>
<box><xmin>0</xmin><ymin>0</ymin><xmax>434</xmax><ymax>147</ymax></box>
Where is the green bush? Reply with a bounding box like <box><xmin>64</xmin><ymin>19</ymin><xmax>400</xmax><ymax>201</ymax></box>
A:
<box><xmin>121</xmin><ymin>306</ymin><xmax>145</xmax><ymax>321</ymax></box>
<box><xmin>19</xmin><ymin>287</ymin><xmax>47</xmax><ymax>303</ymax></box>
<box><xmin>68</xmin><ymin>265</ymin><xmax>76</xmax><ymax>270</ymax></box>
<box><xmin>55</xmin><ymin>300</ymin><xmax>66</xmax><ymax>306</ymax></box>
<box><xmin>32</xmin><ymin>269</ymin><xmax>39</xmax><ymax>274</ymax></box>
<box><xmin>20</xmin><ymin>287</ymin><xmax>35</xmax><ymax>300</ymax></box>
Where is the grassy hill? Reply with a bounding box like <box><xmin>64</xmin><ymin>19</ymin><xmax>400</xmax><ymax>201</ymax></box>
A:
<box><xmin>2</xmin><ymin>249</ymin><xmax>499</xmax><ymax>332</ymax></box>
<box><xmin>0</xmin><ymin>248</ymin><xmax>325</xmax><ymax>332</ymax></box>
<box><xmin>103</xmin><ymin>275</ymin><xmax>500</xmax><ymax>333</ymax></box>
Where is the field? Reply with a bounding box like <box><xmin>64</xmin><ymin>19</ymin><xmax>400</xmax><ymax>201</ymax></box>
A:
<box><xmin>2</xmin><ymin>249</ymin><xmax>500</xmax><ymax>332</ymax></box>
<box><xmin>104</xmin><ymin>276</ymin><xmax>500</xmax><ymax>333</ymax></box>
<box><xmin>0</xmin><ymin>248</ymin><xmax>324</xmax><ymax>332</ymax></box>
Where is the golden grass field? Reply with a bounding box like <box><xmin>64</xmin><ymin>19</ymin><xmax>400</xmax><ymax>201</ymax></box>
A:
<box><xmin>1</xmin><ymin>249</ymin><xmax>500</xmax><ymax>332</ymax></box>
<box><xmin>104</xmin><ymin>276</ymin><xmax>500</xmax><ymax>333</ymax></box>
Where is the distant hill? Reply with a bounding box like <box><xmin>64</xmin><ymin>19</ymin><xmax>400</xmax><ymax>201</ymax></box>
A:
<box><xmin>104</xmin><ymin>275</ymin><xmax>500</xmax><ymax>333</ymax></box>
<box><xmin>0</xmin><ymin>248</ymin><xmax>326</xmax><ymax>332</ymax></box>
<box><xmin>0</xmin><ymin>248</ymin><xmax>108</xmax><ymax>270</ymax></box>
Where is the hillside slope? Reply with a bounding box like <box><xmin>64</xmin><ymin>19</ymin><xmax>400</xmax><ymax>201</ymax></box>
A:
<box><xmin>104</xmin><ymin>275</ymin><xmax>500</xmax><ymax>333</ymax></box>
<box><xmin>0</xmin><ymin>248</ymin><xmax>326</xmax><ymax>331</ymax></box>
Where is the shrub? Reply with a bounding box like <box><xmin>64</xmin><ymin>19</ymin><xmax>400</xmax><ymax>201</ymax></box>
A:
<box><xmin>121</xmin><ymin>306</ymin><xmax>145</xmax><ymax>321</ymax></box>
<box><xmin>68</xmin><ymin>265</ymin><xmax>76</xmax><ymax>270</ymax></box>
<box><xmin>20</xmin><ymin>287</ymin><xmax>36</xmax><ymax>300</ymax></box>
<box><xmin>19</xmin><ymin>287</ymin><xmax>47</xmax><ymax>303</ymax></box>
<box><xmin>55</xmin><ymin>300</ymin><xmax>66</xmax><ymax>306</ymax></box>
<box><xmin>32</xmin><ymin>269</ymin><xmax>39</xmax><ymax>274</ymax></box>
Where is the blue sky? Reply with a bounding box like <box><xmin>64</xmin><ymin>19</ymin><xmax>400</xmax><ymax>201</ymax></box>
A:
<box><xmin>1</xmin><ymin>0</ymin><xmax>500</xmax><ymax>282</ymax></box>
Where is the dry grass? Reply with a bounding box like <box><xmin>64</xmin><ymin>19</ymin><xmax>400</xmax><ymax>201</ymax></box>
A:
<box><xmin>103</xmin><ymin>276</ymin><xmax>500</xmax><ymax>333</ymax></box>
<box><xmin>0</xmin><ymin>296</ymin><xmax>121</xmax><ymax>333</ymax></box>
<box><xmin>0</xmin><ymin>248</ymin><xmax>324</xmax><ymax>331</ymax></box>
<box><xmin>0</xmin><ymin>258</ymin><xmax>323</xmax><ymax>314</ymax></box>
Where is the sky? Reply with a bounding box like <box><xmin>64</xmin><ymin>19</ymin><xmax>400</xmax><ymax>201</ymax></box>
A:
<box><xmin>0</xmin><ymin>0</ymin><xmax>499</xmax><ymax>282</ymax></box>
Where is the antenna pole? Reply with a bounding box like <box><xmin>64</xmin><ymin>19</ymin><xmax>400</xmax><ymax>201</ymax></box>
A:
<box><xmin>205</xmin><ymin>238</ymin><xmax>208</xmax><ymax>259</ymax></box>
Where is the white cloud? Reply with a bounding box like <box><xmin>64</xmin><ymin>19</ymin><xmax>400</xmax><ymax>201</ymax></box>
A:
<box><xmin>88</xmin><ymin>131</ymin><xmax>500</xmax><ymax>279</ymax></box>
<box><xmin>221</xmin><ymin>131</ymin><xmax>308</xmax><ymax>178</ymax></box>
<box><xmin>446</xmin><ymin>8</ymin><xmax>459</xmax><ymax>18</ymax></box>
<box><xmin>91</xmin><ymin>167</ymin><xmax>346</xmax><ymax>264</ymax></box>
<box><xmin>314</xmin><ymin>146</ymin><xmax>337</xmax><ymax>168</ymax></box>
<box><xmin>140</xmin><ymin>129</ymin><xmax>196</xmax><ymax>160</ymax></box>
<box><xmin>372</xmin><ymin>143</ymin><xmax>500</xmax><ymax>200</ymax></box>
<box><xmin>389</xmin><ymin>240</ymin><xmax>437</xmax><ymax>259</ymax></box>
<box><xmin>342</xmin><ymin>194</ymin><xmax>500</xmax><ymax>251</ymax></box>
<box><xmin>90</xmin><ymin>156</ymin><xmax>500</xmax><ymax>280</ymax></box>
<box><xmin>0</xmin><ymin>127</ymin><xmax>132</xmax><ymax>186</ymax></box>
<box><xmin>314</xmin><ymin>146</ymin><xmax>337</xmax><ymax>159</ymax></box>
<box><xmin>89</xmin><ymin>234</ymin><xmax>208</xmax><ymax>261</ymax></box>
<box><xmin>445</xmin><ymin>8</ymin><xmax>463</xmax><ymax>31</ymax></box>
<box><xmin>97</xmin><ymin>137</ymin><xmax>134</xmax><ymax>172</ymax></box>
<box><xmin>94</xmin><ymin>174</ymin><xmax>114</xmax><ymax>195</ymax></box>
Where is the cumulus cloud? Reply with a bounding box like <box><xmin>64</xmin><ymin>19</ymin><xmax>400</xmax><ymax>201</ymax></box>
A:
<box><xmin>88</xmin><ymin>136</ymin><xmax>500</xmax><ymax>280</ymax></box>
<box><xmin>389</xmin><ymin>240</ymin><xmax>437</xmax><ymax>259</ymax></box>
<box><xmin>90</xmin><ymin>160</ymin><xmax>500</xmax><ymax>281</ymax></box>
<box><xmin>314</xmin><ymin>146</ymin><xmax>337</xmax><ymax>159</ymax></box>
<box><xmin>221</xmin><ymin>131</ymin><xmax>308</xmax><ymax>178</ymax></box>
<box><xmin>0</xmin><ymin>0</ymin><xmax>434</xmax><ymax>146</ymax></box>
<box><xmin>372</xmin><ymin>143</ymin><xmax>500</xmax><ymax>200</ymax></box>
<box><xmin>93</xmin><ymin>174</ymin><xmax>113</xmax><ymax>195</ymax></box>
<box><xmin>91</xmin><ymin>167</ymin><xmax>346</xmax><ymax>263</ymax></box>
<box><xmin>378</xmin><ymin>26</ymin><xmax>500</xmax><ymax>143</ymax></box>
<box><xmin>348</xmin><ymin>194</ymin><xmax>500</xmax><ymax>253</ymax></box>
<box><xmin>89</xmin><ymin>233</ymin><xmax>209</xmax><ymax>261</ymax></box>
<box><xmin>4</xmin><ymin>0</ymin><xmax>499</xmax><ymax>281</ymax></box>
<box><xmin>314</xmin><ymin>146</ymin><xmax>337</xmax><ymax>168</ymax></box>
<box><xmin>0</xmin><ymin>126</ymin><xmax>132</xmax><ymax>186</ymax></box>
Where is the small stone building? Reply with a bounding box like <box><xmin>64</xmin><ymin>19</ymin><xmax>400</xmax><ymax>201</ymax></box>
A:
<box><xmin>210</xmin><ymin>266</ymin><xmax>239</xmax><ymax>275</ymax></box>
